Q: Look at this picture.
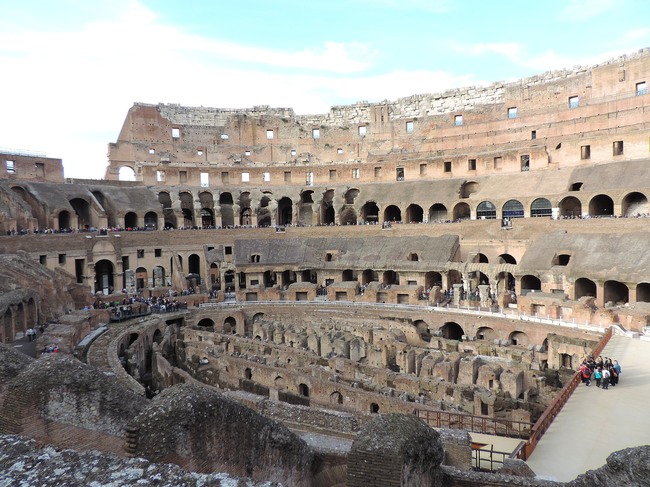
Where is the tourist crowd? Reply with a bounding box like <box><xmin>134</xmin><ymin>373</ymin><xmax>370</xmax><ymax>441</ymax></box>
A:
<box><xmin>580</xmin><ymin>355</ymin><xmax>622</xmax><ymax>390</ymax></box>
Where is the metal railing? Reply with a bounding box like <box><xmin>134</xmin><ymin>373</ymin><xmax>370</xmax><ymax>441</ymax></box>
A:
<box><xmin>414</xmin><ymin>409</ymin><xmax>532</xmax><ymax>439</ymax></box>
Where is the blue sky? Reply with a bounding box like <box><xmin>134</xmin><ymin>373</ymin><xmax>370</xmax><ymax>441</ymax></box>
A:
<box><xmin>1</xmin><ymin>0</ymin><xmax>649</xmax><ymax>178</ymax></box>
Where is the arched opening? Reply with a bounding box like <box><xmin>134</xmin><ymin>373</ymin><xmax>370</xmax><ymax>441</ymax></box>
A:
<box><xmin>474</xmin><ymin>253</ymin><xmax>489</xmax><ymax>263</ymax></box>
<box><xmin>58</xmin><ymin>210</ymin><xmax>70</xmax><ymax>230</ymax></box>
<box><xmin>344</xmin><ymin>188</ymin><xmax>359</xmax><ymax>204</ymax></box>
<box><xmin>414</xmin><ymin>320</ymin><xmax>431</xmax><ymax>342</ymax></box>
<box><xmin>239</xmin><ymin>191</ymin><xmax>252</xmax><ymax>226</ymax></box>
<box><xmin>118</xmin><ymin>166</ymin><xmax>136</xmax><ymax>181</ymax></box>
<box><xmin>521</xmin><ymin>275</ymin><xmax>541</xmax><ymax>293</ymax></box>
<box><xmin>406</xmin><ymin>204</ymin><xmax>423</xmax><ymax>223</ymax></box>
<box><xmin>94</xmin><ymin>259</ymin><xmax>114</xmax><ymax>294</ymax></box>
<box><xmin>342</xmin><ymin>269</ymin><xmax>355</xmax><ymax>281</ymax></box>
<box><xmin>188</xmin><ymin>255</ymin><xmax>201</xmax><ymax>276</ymax></box>
<box><xmin>575</xmin><ymin>277</ymin><xmax>597</xmax><ymax>299</ymax></box>
<box><xmin>244</xmin><ymin>367</ymin><xmax>252</xmax><ymax>380</ymax></box>
<box><xmin>200</xmin><ymin>208</ymin><xmax>214</xmax><ymax>228</ymax></box>
<box><xmin>362</xmin><ymin>269</ymin><xmax>378</xmax><ymax>285</ymax></box>
<box><xmin>425</xmin><ymin>271</ymin><xmax>442</xmax><ymax>289</ymax></box>
<box><xmin>453</xmin><ymin>202</ymin><xmax>470</xmax><ymax>221</ymax></box>
<box><xmin>299</xmin><ymin>383</ymin><xmax>310</xmax><ymax>397</ymax></box>
<box><xmin>330</xmin><ymin>391</ymin><xmax>344</xmax><ymax>405</ymax></box>
<box><xmin>440</xmin><ymin>322</ymin><xmax>464</xmax><ymax>340</ymax></box>
<box><xmin>531</xmin><ymin>198</ymin><xmax>552</xmax><ymax>218</ymax></box>
<box><xmin>559</xmin><ymin>196</ymin><xmax>582</xmax><ymax>218</ymax></box>
<box><xmin>124</xmin><ymin>211</ymin><xmax>138</xmax><ymax>229</ymax></box>
<box><xmin>277</xmin><ymin>197</ymin><xmax>293</xmax><ymax>225</ymax></box>
<box><xmin>604</xmin><ymin>280</ymin><xmax>629</xmax><ymax>306</ymax></box>
<box><xmin>158</xmin><ymin>191</ymin><xmax>176</xmax><ymax>229</ymax></box>
<box><xmin>476</xmin><ymin>326</ymin><xmax>495</xmax><ymax>340</ymax></box>
<box><xmin>257</xmin><ymin>195</ymin><xmax>273</xmax><ymax>227</ymax></box>
<box><xmin>384</xmin><ymin>205</ymin><xmax>402</xmax><ymax>223</ymax></box>
<box><xmin>509</xmin><ymin>331</ymin><xmax>529</xmax><ymax>346</ymax></box>
<box><xmin>382</xmin><ymin>270</ymin><xmax>399</xmax><ymax>285</ymax></box>
<box><xmin>428</xmin><ymin>203</ymin><xmax>448</xmax><ymax>222</ymax></box>
<box><xmin>144</xmin><ymin>211</ymin><xmax>158</xmax><ymax>229</ymax></box>
<box><xmin>223</xmin><ymin>316</ymin><xmax>237</xmax><ymax>334</ymax></box>
<box><xmin>153</xmin><ymin>266</ymin><xmax>166</xmax><ymax>288</ymax></box>
<box><xmin>589</xmin><ymin>194</ymin><xmax>614</xmax><ymax>217</ymax></box>
<box><xmin>263</xmin><ymin>270</ymin><xmax>275</xmax><ymax>288</ymax></box>
<box><xmin>460</xmin><ymin>181</ymin><xmax>479</xmax><ymax>198</ymax></box>
<box><xmin>569</xmin><ymin>182</ymin><xmax>583</xmax><ymax>191</ymax></box>
<box><xmin>298</xmin><ymin>191</ymin><xmax>314</xmax><ymax>226</ymax></box>
<box><xmin>209</xmin><ymin>263</ymin><xmax>220</xmax><ymax>289</ymax></box>
<box><xmin>407</xmin><ymin>252</ymin><xmax>418</xmax><ymax>262</ymax></box>
<box><xmin>152</xmin><ymin>329</ymin><xmax>163</xmax><ymax>344</ymax></box>
<box><xmin>180</xmin><ymin>192</ymin><xmax>194</xmax><ymax>227</ymax></box>
<box><xmin>197</xmin><ymin>318</ymin><xmax>215</xmax><ymax>328</ymax></box>
<box><xmin>69</xmin><ymin>198</ymin><xmax>92</xmax><ymax>229</ymax></box>
<box><xmin>339</xmin><ymin>206</ymin><xmax>358</xmax><ymax>225</ymax></box>
<box><xmin>12</xmin><ymin>186</ymin><xmax>48</xmax><ymax>229</ymax></box>
<box><xmin>477</xmin><ymin>201</ymin><xmax>496</xmax><ymax>219</ymax></box>
<box><xmin>224</xmin><ymin>270</ymin><xmax>235</xmax><ymax>292</ymax></box>
<box><xmin>219</xmin><ymin>192</ymin><xmax>234</xmax><ymax>227</ymax></box>
<box><xmin>497</xmin><ymin>271</ymin><xmax>515</xmax><ymax>294</ymax></box>
<box><xmin>320</xmin><ymin>189</ymin><xmax>335</xmax><ymax>225</ymax></box>
<box><xmin>498</xmin><ymin>253</ymin><xmax>517</xmax><ymax>265</ymax></box>
<box><xmin>622</xmin><ymin>192</ymin><xmax>649</xmax><ymax>217</ymax></box>
<box><xmin>502</xmin><ymin>199</ymin><xmax>524</xmax><ymax>219</ymax></box>
<box><xmin>370</xmin><ymin>403</ymin><xmax>380</xmax><ymax>414</ymax></box>
<box><xmin>361</xmin><ymin>202</ymin><xmax>379</xmax><ymax>224</ymax></box>
<box><xmin>636</xmin><ymin>283</ymin><xmax>650</xmax><ymax>302</ymax></box>
<box><xmin>135</xmin><ymin>266</ymin><xmax>148</xmax><ymax>291</ymax></box>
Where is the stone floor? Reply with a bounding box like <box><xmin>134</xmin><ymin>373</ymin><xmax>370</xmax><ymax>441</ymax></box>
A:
<box><xmin>526</xmin><ymin>333</ymin><xmax>650</xmax><ymax>481</ymax></box>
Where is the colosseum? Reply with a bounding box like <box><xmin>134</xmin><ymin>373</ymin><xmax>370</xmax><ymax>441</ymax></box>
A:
<box><xmin>1</xmin><ymin>49</ymin><xmax>650</xmax><ymax>486</ymax></box>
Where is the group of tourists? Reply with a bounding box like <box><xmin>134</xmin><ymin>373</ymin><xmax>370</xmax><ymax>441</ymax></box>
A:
<box><xmin>580</xmin><ymin>355</ymin><xmax>622</xmax><ymax>390</ymax></box>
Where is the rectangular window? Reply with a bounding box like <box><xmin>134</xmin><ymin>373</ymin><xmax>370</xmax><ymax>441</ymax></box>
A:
<box><xmin>374</xmin><ymin>166</ymin><xmax>381</xmax><ymax>177</ymax></box>
<box><xmin>569</xmin><ymin>96</ymin><xmax>579</xmax><ymax>109</ymax></box>
<box><xmin>508</xmin><ymin>107</ymin><xmax>517</xmax><ymax>119</ymax></box>
<box><xmin>171</xmin><ymin>128</ymin><xmax>180</xmax><ymax>138</ymax></box>
<box><xmin>40</xmin><ymin>255</ymin><xmax>47</xmax><ymax>265</ymax></box>
<box><xmin>284</xmin><ymin>171</ymin><xmax>291</xmax><ymax>182</ymax></box>
<box><xmin>358</xmin><ymin>125</ymin><xmax>367</xmax><ymax>136</ymax></box>
<box><xmin>290</xmin><ymin>149</ymin><xmax>297</xmax><ymax>156</ymax></box>
<box><xmin>149</xmin><ymin>148</ymin><xmax>155</xmax><ymax>154</ymax></box>
<box><xmin>531</xmin><ymin>130</ymin><xmax>537</xmax><ymax>140</ymax></box>
<box><xmin>613</xmin><ymin>140</ymin><xmax>624</xmax><ymax>156</ymax></box>
<box><xmin>636</xmin><ymin>81</ymin><xmax>647</xmax><ymax>96</ymax></box>
<box><xmin>35</xmin><ymin>162</ymin><xmax>44</xmax><ymax>177</ymax></box>
<box><xmin>221</xmin><ymin>172</ymin><xmax>229</xmax><ymax>183</ymax></box>
<box><xmin>306</xmin><ymin>172</ymin><xmax>314</xmax><ymax>186</ymax></box>
<box><xmin>263</xmin><ymin>172</ymin><xmax>271</xmax><ymax>182</ymax></box>
<box><xmin>396</xmin><ymin>167</ymin><xmax>404</xmax><ymax>181</ymax></box>
<box><xmin>454</xmin><ymin>114</ymin><xmax>463</xmax><ymax>126</ymax></box>
<box><xmin>419</xmin><ymin>163</ymin><xmax>427</xmax><ymax>175</ymax></box>
<box><xmin>521</xmin><ymin>154</ymin><xmax>530</xmax><ymax>172</ymax></box>
<box><xmin>179</xmin><ymin>171</ymin><xmax>187</xmax><ymax>183</ymax></box>
<box><xmin>154</xmin><ymin>248</ymin><xmax>162</xmax><ymax>257</ymax></box>
<box><xmin>5</xmin><ymin>160</ymin><xmax>15</xmax><ymax>174</ymax></box>
<box><xmin>581</xmin><ymin>145</ymin><xmax>591</xmax><ymax>160</ymax></box>
<box><xmin>337</xmin><ymin>148</ymin><xmax>343</xmax><ymax>154</ymax></box>
<box><xmin>266</xmin><ymin>129</ymin><xmax>274</xmax><ymax>139</ymax></box>
<box><xmin>244</xmin><ymin>150</ymin><xmax>251</xmax><ymax>156</ymax></box>
<box><xmin>200</xmin><ymin>172</ymin><xmax>209</xmax><ymax>188</ymax></box>
<box><xmin>241</xmin><ymin>172</ymin><xmax>250</xmax><ymax>182</ymax></box>
<box><xmin>156</xmin><ymin>170</ymin><xmax>165</xmax><ymax>182</ymax></box>
<box><xmin>312</xmin><ymin>128</ymin><xmax>320</xmax><ymax>139</ymax></box>
<box><xmin>494</xmin><ymin>156</ymin><xmax>502</xmax><ymax>169</ymax></box>
<box><xmin>444</xmin><ymin>161</ymin><xmax>452</xmax><ymax>172</ymax></box>
<box><xmin>406</xmin><ymin>121</ymin><xmax>414</xmax><ymax>133</ymax></box>
<box><xmin>225</xmin><ymin>246</ymin><xmax>232</xmax><ymax>255</ymax></box>
<box><xmin>329</xmin><ymin>169</ymin><xmax>337</xmax><ymax>180</ymax></box>
<box><xmin>468</xmin><ymin>158</ymin><xmax>476</xmax><ymax>171</ymax></box>
<box><xmin>58</xmin><ymin>253</ymin><xmax>66</xmax><ymax>264</ymax></box>
<box><xmin>352</xmin><ymin>168</ymin><xmax>360</xmax><ymax>179</ymax></box>
<box><xmin>197</xmin><ymin>149</ymin><xmax>204</xmax><ymax>156</ymax></box>
<box><xmin>137</xmin><ymin>249</ymin><xmax>144</xmax><ymax>258</ymax></box>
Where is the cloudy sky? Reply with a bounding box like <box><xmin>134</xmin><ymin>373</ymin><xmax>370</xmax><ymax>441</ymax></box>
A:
<box><xmin>1</xmin><ymin>0</ymin><xmax>649</xmax><ymax>178</ymax></box>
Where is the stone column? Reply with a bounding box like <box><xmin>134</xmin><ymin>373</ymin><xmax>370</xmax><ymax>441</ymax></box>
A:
<box><xmin>453</xmin><ymin>283</ymin><xmax>463</xmax><ymax>306</ymax></box>
<box><xmin>478</xmin><ymin>284</ymin><xmax>491</xmax><ymax>307</ymax></box>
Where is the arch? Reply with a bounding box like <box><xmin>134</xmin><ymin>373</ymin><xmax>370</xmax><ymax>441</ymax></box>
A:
<box><xmin>622</xmin><ymin>192</ymin><xmax>648</xmax><ymax>217</ymax></box>
<box><xmin>474</xmin><ymin>253</ymin><xmax>489</xmax><ymax>263</ymax></box>
<box><xmin>144</xmin><ymin>211</ymin><xmax>158</xmax><ymax>229</ymax></box>
<box><xmin>425</xmin><ymin>271</ymin><xmax>442</xmax><ymax>289</ymax></box>
<box><xmin>209</xmin><ymin>263</ymin><xmax>220</xmax><ymax>289</ymax></box>
<box><xmin>339</xmin><ymin>206</ymin><xmax>358</xmax><ymax>225</ymax></box>
<box><xmin>476</xmin><ymin>201</ymin><xmax>496</xmax><ymax>219</ymax></box>
<box><xmin>58</xmin><ymin>210</ymin><xmax>71</xmax><ymax>230</ymax></box>
<box><xmin>298</xmin><ymin>383</ymin><xmax>310</xmax><ymax>397</ymax></box>
<box><xmin>575</xmin><ymin>277</ymin><xmax>597</xmax><ymax>299</ymax></box>
<box><xmin>361</xmin><ymin>202</ymin><xmax>379</xmax><ymax>224</ymax></box>
<box><xmin>200</xmin><ymin>208</ymin><xmax>214</xmax><ymax>228</ymax></box>
<box><xmin>257</xmin><ymin>195</ymin><xmax>273</xmax><ymax>227</ymax></box>
<box><xmin>498</xmin><ymin>253</ymin><xmax>517</xmax><ymax>264</ymax></box>
<box><xmin>179</xmin><ymin>192</ymin><xmax>194</xmax><ymax>227</ymax></box>
<box><xmin>219</xmin><ymin>192</ymin><xmax>234</xmax><ymax>227</ymax></box>
<box><xmin>559</xmin><ymin>196</ymin><xmax>582</xmax><ymax>218</ymax></box>
<box><xmin>12</xmin><ymin>186</ymin><xmax>48</xmax><ymax>228</ymax></box>
<box><xmin>497</xmin><ymin>271</ymin><xmax>515</xmax><ymax>294</ymax></box>
<box><xmin>604</xmin><ymin>280</ymin><xmax>629</xmax><ymax>306</ymax></box>
<box><xmin>440</xmin><ymin>322</ymin><xmax>464</xmax><ymax>340</ymax></box>
<box><xmin>298</xmin><ymin>191</ymin><xmax>314</xmax><ymax>226</ymax></box>
<box><xmin>69</xmin><ymin>198</ymin><xmax>93</xmax><ymax>229</ymax></box>
<box><xmin>521</xmin><ymin>275</ymin><xmax>541</xmax><ymax>292</ymax></box>
<box><xmin>274</xmin><ymin>376</ymin><xmax>285</xmax><ymax>388</ymax></box>
<box><xmin>320</xmin><ymin>189</ymin><xmax>335</xmax><ymax>225</ymax></box>
<box><xmin>188</xmin><ymin>254</ymin><xmax>201</xmax><ymax>275</ymax></box>
<box><xmin>460</xmin><ymin>181</ymin><xmax>479</xmax><ymax>198</ymax></box>
<box><xmin>135</xmin><ymin>266</ymin><xmax>148</xmax><ymax>291</ymax></box>
<box><xmin>509</xmin><ymin>331</ymin><xmax>529</xmax><ymax>346</ymax></box>
<box><xmin>370</xmin><ymin>403</ymin><xmax>380</xmax><ymax>414</ymax></box>
<box><xmin>383</xmin><ymin>205</ymin><xmax>401</xmax><ymax>223</ymax></box>
<box><xmin>453</xmin><ymin>202</ymin><xmax>470</xmax><ymax>221</ymax></box>
<box><xmin>277</xmin><ymin>197</ymin><xmax>293</xmax><ymax>226</ymax></box>
<box><xmin>589</xmin><ymin>194</ymin><xmax>614</xmax><ymax>217</ymax></box>
<box><xmin>342</xmin><ymin>269</ymin><xmax>355</xmax><ymax>281</ymax></box>
<box><xmin>244</xmin><ymin>367</ymin><xmax>252</xmax><ymax>380</ymax></box>
<box><xmin>224</xmin><ymin>270</ymin><xmax>235</xmax><ymax>291</ymax></box>
<box><xmin>407</xmin><ymin>252</ymin><xmax>418</xmax><ymax>262</ymax></box>
<box><xmin>531</xmin><ymin>198</ymin><xmax>552</xmax><ymax>218</ymax></box>
<box><xmin>405</xmin><ymin>204</ymin><xmax>423</xmax><ymax>223</ymax></box>
<box><xmin>153</xmin><ymin>266</ymin><xmax>166</xmax><ymax>288</ymax></box>
<box><xmin>502</xmin><ymin>199</ymin><xmax>524</xmax><ymax>218</ymax></box>
<box><xmin>344</xmin><ymin>188</ymin><xmax>359</xmax><ymax>204</ymax></box>
<box><xmin>636</xmin><ymin>283</ymin><xmax>650</xmax><ymax>303</ymax></box>
<box><xmin>152</xmin><ymin>329</ymin><xmax>163</xmax><ymax>344</ymax></box>
<box><xmin>118</xmin><ymin>166</ymin><xmax>136</xmax><ymax>181</ymax></box>
<box><xmin>362</xmin><ymin>269</ymin><xmax>378</xmax><ymax>285</ymax></box>
<box><xmin>223</xmin><ymin>316</ymin><xmax>237</xmax><ymax>334</ymax></box>
<box><xmin>330</xmin><ymin>391</ymin><xmax>344</xmax><ymax>405</ymax></box>
<box><xmin>382</xmin><ymin>270</ymin><xmax>399</xmax><ymax>285</ymax></box>
<box><xmin>158</xmin><ymin>191</ymin><xmax>176</xmax><ymax>229</ymax></box>
<box><xmin>428</xmin><ymin>203</ymin><xmax>448</xmax><ymax>222</ymax></box>
<box><xmin>414</xmin><ymin>320</ymin><xmax>431</xmax><ymax>342</ymax></box>
<box><xmin>197</xmin><ymin>318</ymin><xmax>215</xmax><ymax>328</ymax></box>
<box><xmin>94</xmin><ymin>259</ymin><xmax>114</xmax><ymax>294</ymax></box>
<box><xmin>239</xmin><ymin>192</ymin><xmax>251</xmax><ymax>226</ymax></box>
<box><xmin>476</xmin><ymin>326</ymin><xmax>496</xmax><ymax>341</ymax></box>
<box><xmin>124</xmin><ymin>211</ymin><xmax>138</xmax><ymax>229</ymax></box>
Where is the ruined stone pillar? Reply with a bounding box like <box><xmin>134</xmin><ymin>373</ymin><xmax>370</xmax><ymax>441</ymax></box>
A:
<box><xmin>478</xmin><ymin>284</ymin><xmax>491</xmax><ymax>307</ymax></box>
<box><xmin>453</xmin><ymin>283</ymin><xmax>463</xmax><ymax>306</ymax></box>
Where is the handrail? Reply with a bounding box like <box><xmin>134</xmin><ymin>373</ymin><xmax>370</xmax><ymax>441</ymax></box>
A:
<box><xmin>414</xmin><ymin>408</ymin><xmax>533</xmax><ymax>439</ymax></box>
<box><xmin>519</xmin><ymin>325</ymin><xmax>613</xmax><ymax>460</ymax></box>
